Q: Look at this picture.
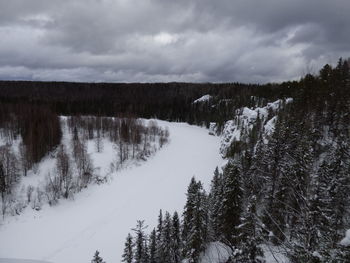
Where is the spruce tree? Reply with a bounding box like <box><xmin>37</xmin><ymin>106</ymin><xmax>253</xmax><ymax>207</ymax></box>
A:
<box><xmin>149</xmin><ymin>229</ymin><xmax>157</xmax><ymax>263</ymax></box>
<box><xmin>91</xmin><ymin>250</ymin><xmax>105</xmax><ymax>263</ymax></box>
<box><xmin>171</xmin><ymin>211</ymin><xmax>182</xmax><ymax>263</ymax></box>
<box><xmin>219</xmin><ymin>162</ymin><xmax>243</xmax><ymax>247</ymax></box>
<box><xmin>133</xmin><ymin>220</ymin><xmax>149</xmax><ymax>263</ymax></box>
<box><xmin>236</xmin><ymin>197</ymin><xmax>265</xmax><ymax>263</ymax></box>
<box><xmin>208</xmin><ymin>167</ymin><xmax>223</xmax><ymax>240</ymax></box>
<box><xmin>155</xmin><ymin>210</ymin><xmax>163</xmax><ymax>262</ymax></box>
<box><xmin>160</xmin><ymin>211</ymin><xmax>172</xmax><ymax>262</ymax></box>
<box><xmin>122</xmin><ymin>233</ymin><xmax>134</xmax><ymax>263</ymax></box>
<box><xmin>182</xmin><ymin>178</ymin><xmax>208</xmax><ymax>263</ymax></box>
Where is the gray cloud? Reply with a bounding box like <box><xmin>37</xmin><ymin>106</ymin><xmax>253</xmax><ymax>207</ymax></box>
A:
<box><xmin>0</xmin><ymin>0</ymin><xmax>349</xmax><ymax>83</ymax></box>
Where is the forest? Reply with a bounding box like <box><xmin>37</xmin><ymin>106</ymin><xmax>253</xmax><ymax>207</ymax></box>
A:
<box><xmin>119</xmin><ymin>59</ymin><xmax>350</xmax><ymax>263</ymax></box>
<box><xmin>0</xmin><ymin>58</ymin><xmax>350</xmax><ymax>262</ymax></box>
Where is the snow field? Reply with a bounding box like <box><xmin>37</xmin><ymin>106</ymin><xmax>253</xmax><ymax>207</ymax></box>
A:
<box><xmin>0</xmin><ymin>121</ymin><xmax>223</xmax><ymax>263</ymax></box>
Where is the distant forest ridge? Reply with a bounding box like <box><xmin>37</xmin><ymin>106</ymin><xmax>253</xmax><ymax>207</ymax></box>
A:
<box><xmin>0</xmin><ymin>80</ymin><xmax>295</xmax><ymax>120</ymax></box>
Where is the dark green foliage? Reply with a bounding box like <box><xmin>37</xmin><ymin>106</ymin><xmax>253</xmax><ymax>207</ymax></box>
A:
<box><xmin>132</xmin><ymin>220</ymin><xmax>149</xmax><ymax>263</ymax></box>
<box><xmin>113</xmin><ymin>58</ymin><xmax>350</xmax><ymax>262</ymax></box>
<box><xmin>209</xmin><ymin>167</ymin><xmax>223</xmax><ymax>240</ymax></box>
<box><xmin>218</xmin><ymin>162</ymin><xmax>243</xmax><ymax>247</ymax></box>
<box><xmin>91</xmin><ymin>250</ymin><xmax>105</xmax><ymax>263</ymax></box>
<box><xmin>171</xmin><ymin>212</ymin><xmax>182</xmax><ymax>263</ymax></box>
<box><xmin>149</xmin><ymin>229</ymin><xmax>157</xmax><ymax>263</ymax></box>
<box><xmin>122</xmin><ymin>233</ymin><xmax>133</xmax><ymax>263</ymax></box>
<box><xmin>182</xmin><ymin>177</ymin><xmax>208</xmax><ymax>263</ymax></box>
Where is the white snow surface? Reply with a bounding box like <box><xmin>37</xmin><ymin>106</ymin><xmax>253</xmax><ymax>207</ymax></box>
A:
<box><xmin>262</xmin><ymin>245</ymin><xmax>290</xmax><ymax>263</ymax></box>
<box><xmin>193</xmin><ymin>94</ymin><xmax>212</xmax><ymax>103</ymax></box>
<box><xmin>340</xmin><ymin>229</ymin><xmax>350</xmax><ymax>246</ymax></box>
<box><xmin>199</xmin><ymin>242</ymin><xmax>231</xmax><ymax>263</ymax></box>
<box><xmin>0</xmin><ymin>121</ymin><xmax>223</xmax><ymax>263</ymax></box>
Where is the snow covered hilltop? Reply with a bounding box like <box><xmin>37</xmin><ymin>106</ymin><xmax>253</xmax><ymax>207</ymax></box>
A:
<box><xmin>1</xmin><ymin>59</ymin><xmax>350</xmax><ymax>262</ymax></box>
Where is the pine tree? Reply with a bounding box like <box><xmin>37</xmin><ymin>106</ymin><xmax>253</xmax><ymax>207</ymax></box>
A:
<box><xmin>236</xmin><ymin>196</ymin><xmax>265</xmax><ymax>263</ymax></box>
<box><xmin>133</xmin><ymin>220</ymin><xmax>149</xmax><ymax>263</ymax></box>
<box><xmin>208</xmin><ymin>167</ymin><xmax>223</xmax><ymax>240</ymax></box>
<box><xmin>182</xmin><ymin>178</ymin><xmax>208</xmax><ymax>263</ymax></box>
<box><xmin>171</xmin><ymin>211</ymin><xmax>182</xmax><ymax>263</ymax></box>
<box><xmin>149</xmin><ymin>229</ymin><xmax>157</xmax><ymax>263</ymax></box>
<box><xmin>259</xmin><ymin>117</ymin><xmax>290</xmax><ymax>244</ymax></box>
<box><xmin>160</xmin><ymin>211</ymin><xmax>172</xmax><ymax>262</ymax></box>
<box><xmin>91</xmin><ymin>250</ymin><xmax>105</xmax><ymax>263</ymax></box>
<box><xmin>155</xmin><ymin>210</ymin><xmax>163</xmax><ymax>263</ymax></box>
<box><xmin>122</xmin><ymin>233</ymin><xmax>134</xmax><ymax>263</ymax></box>
<box><xmin>219</xmin><ymin>162</ymin><xmax>243</xmax><ymax>247</ymax></box>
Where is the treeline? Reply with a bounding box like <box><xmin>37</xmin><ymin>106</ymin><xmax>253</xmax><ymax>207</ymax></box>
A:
<box><xmin>122</xmin><ymin>59</ymin><xmax>350</xmax><ymax>262</ymax></box>
<box><xmin>0</xmin><ymin>103</ymin><xmax>61</xmax><ymax>215</ymax></box>
<box><xmin>0</xmin><ymin>80</ymin><xmax>298</xmax><ymax>127</ymax></box>
<box><xmin>0</xmin><ymin>103</ymin><xmax>61</xmax><ymax>168</ymax></box>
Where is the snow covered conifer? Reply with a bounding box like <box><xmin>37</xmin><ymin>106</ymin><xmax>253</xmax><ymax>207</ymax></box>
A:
<box><xmin>236</xmin><ymin>196</ymin><xmax>265</xmax><ymax>263</ymax></box>
<box><xmin>149</xmin><ymin>229</ymin><xmax>157</xmax><ymax>263</ymax></box>
<box><xmin>122</xmin><ymin>233</ymin><xmax>134</xmax><ymax>263</ymax></box>
<box><xmin>219</xmin><ymin>162</ymin><xmax>243</xmax><ymax>247</ymax></box>
<box><xmin>182</xmin><ymin>177</ymin><xmax>208</xmax><ymax>263</ymax></box>
<box><xmin>171</xmin><ymin>211</ymin><xmax>182</xmax><ymax>263</ymax></box>
<box><xmin>208</xmin><ymin>166</ymin><xmax>223</xmax><ymax>240</ymax></box>
<box><xmin>160</xmin><ymin>211</ymin><xmax>172</xmax><ymax>262</ymax></box>
<box><xmin>91</xmin><ymin>250</ymin><xmax>105</xmax><ymax>263</ymax></box>
<box><xmin>133</xmin><ymin>220</ymin><xmax>149</xmax><ymax>263</ymax></box>
<box><xmin>155</xmin><ymin>209</ymin><xmax>163</xmax><ymax>262</ymax></box>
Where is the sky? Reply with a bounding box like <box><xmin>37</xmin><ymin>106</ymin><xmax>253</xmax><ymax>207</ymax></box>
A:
<box><xmin>0</xmin><ymin>0</ymin><xmax>349</xmax><ymax>83</ymax></box>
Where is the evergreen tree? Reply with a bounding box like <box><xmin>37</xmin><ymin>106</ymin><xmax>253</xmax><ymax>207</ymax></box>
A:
<box><xmin>149</xmin><ymin>229</ymin><xmax>157</xmax><ymax>263</ymax></box>
<box><xmin>160</xmin><ymin>211</ymin><xmax>172</xmax><ymax>262</ymax></box>
<box><xmin>171</xmin><ymin>211</ymin><xmax>182</xmax><ymax>263</ymax></box>
<box><xmin>259</xmin><ymin>117</ymin><xmax>290</xmax><ymax>244</ymax></box>
<box><xmin>122</xmin><ymin>233</ymin><xmax>134</xmax><ymax>263</ymax></box>
<box><xmin>155</xmin><ymin>210</ymin><xmax>163</xmax><ymax>263</ymax></box>
<box><xmin>182</xmin><ymin>178</ymin><xmax>208</xmax><ymax>263</ymax></box>
<box><xmin>91</xmin><ymin>250</ymin><xmax>105</xmax><ymax>263</ymax></box>
<box><xmin>208</xmin><ymin>167</ymin><xmax>223</xmax><ymax>240</ymax></box>
<box><xmin>219</xmin><ymin>162</ymin><xmax>243</xmax><ymax>247</ymax></box>
<box><xmin>133</xmin><ymin>220</ymin><xmax>149</xmax><ymax>263</ymax></box>
<box><xmin>236</xmin><ymin>196</ymin><xmax>265</xmax><ymax>263</ymax></box>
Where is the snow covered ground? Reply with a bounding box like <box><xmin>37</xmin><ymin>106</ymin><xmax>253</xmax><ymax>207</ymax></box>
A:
<box><xmin>0</xmin><ymin>121</ymin><xmax>223</xmax><ymax>263</ymax></box>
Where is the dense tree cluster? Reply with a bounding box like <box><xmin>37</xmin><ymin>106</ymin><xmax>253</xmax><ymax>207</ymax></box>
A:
<box><xmin>122</xmin><ymin>58</ymin><xmax>350</xmax><ymax>262</ymax></box>
<box><xmin>0</xmin><ymin>80</ymin><xmax>299</xmax><ymax>129</ymax></box>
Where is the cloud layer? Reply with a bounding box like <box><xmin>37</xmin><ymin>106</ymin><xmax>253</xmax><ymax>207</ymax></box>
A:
<box><xmin>0</xmin><ymin>0</ymin><xmax>349</xmax><ymax>83</ymax></box>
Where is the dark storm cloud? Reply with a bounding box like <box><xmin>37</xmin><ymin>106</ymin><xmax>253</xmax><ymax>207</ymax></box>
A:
<box><xmin>0</xmin><ymin>0</ymin><xmax>349</xmax><ymax>83</ymax></box>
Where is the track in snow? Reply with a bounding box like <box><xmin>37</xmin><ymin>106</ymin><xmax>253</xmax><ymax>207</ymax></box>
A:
<box><xmin>0</xmin><ymin>121</ymin><xmax>223</xmax><ymax>263</ymax></box>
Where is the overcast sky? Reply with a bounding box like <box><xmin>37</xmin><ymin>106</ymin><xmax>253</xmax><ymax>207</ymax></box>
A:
<box><xmin>0</xmin><ymin>0</ymin><xmax>349</xmax><ymax>83</ymax></box>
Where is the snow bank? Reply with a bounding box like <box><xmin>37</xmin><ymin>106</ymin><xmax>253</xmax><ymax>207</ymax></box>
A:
<box><xmin>261</xmin><ymin>245</ymin><xmax>290</xmax><ymax>263</ymax></box>
<box><xmin>199</xmin><ymin>242</ymin><xmax>231</xmax><ymax>263</ymax></box>
<box><xmin>193</xmin><ymin>94</ymin><xmax>212</xmax><ymax>103</ymax></box>
<box><xmin>340</xmin><ymin>229</ymin><xmax>350</xmax><ymax>246</ymax></box>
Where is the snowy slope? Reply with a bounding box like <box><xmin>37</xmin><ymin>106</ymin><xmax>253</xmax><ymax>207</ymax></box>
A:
<box><xmin>0</xmin><ymin>121</ymin><xmax>223</xmax><ymax>263</ymax></box>
<box><xmin>220</xmin><ymin>98</ymin><xmax>293</xmax><ymax>155</ymax></box>
<box><xmin>193</xmin><ymin>94</ymin><xmax>212</xmax><ymax>103</ymax></box>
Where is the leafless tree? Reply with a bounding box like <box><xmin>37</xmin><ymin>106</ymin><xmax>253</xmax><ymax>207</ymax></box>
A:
<box><xmin>56</xmin><ymin>145</ymin><xmax>72</xmax><ymax>199</ymax></box>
